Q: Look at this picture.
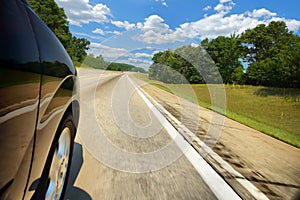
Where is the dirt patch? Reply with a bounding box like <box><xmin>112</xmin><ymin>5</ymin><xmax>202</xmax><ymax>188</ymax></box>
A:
<box><xmin>133</xmin><ymin>77</ymin><xmax>300</xmax><ymax>200</ymax></box>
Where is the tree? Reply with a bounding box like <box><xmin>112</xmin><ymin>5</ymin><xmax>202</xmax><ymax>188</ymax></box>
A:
<box><xmin>69</xmin><ymin>37</ymin><xmax>90</xmax><ymax>63</ymax></box>
<box><xmin>242</xmin><ymin>21</ymin><xmax>300</xmax><ymax>87</ymax></box>
<box><xmin>148</xmin><ymin>63</ymin><xmax>163</xmax><ymax>80</ymax></box>
<box><xmin>149</xmin><ymin>50</ymin><xmax>188</xmax><ymax>83</ymax></box>
<box><xmin>149</xmin><ymin>45</ymin><xmax>216</xmax><ymax>84</ymax></box>
<box><xmin>241</xmin><ymin>21</ymin><xmax>293</xmax><ymax>63</ymax></box>
<box><xmin>28</xmin><ymin>0</ymin><xmax>90</xmax><ymax>63</ymax></box>
<box><xmin>201</xmin><ymin>35</ymin><xmax>245</xmax><ymax>84</ymax></box>
<box><xmin>131</xmin><ymin>67</ymin><xmax>146</xmax><ymax>73</ymax></box>
<box><xmin>83</xmin><ymin>54</ymin><xmax>107</xmax><ymax>69</ymax></box>
<box><xmin>148</xmin><ymin>21</ymin><xmax>300</xmax><ymax>87</ymax></box>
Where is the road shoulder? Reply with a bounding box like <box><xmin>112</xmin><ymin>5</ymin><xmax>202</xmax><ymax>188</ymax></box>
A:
<box><xmin>132</xmin><ymin>76</ymin><xmax>300</xmax><ymax>200</ymax></box>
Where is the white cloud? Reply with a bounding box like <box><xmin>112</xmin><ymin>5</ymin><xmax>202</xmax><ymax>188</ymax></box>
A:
<box><xmin>134</xmin><ymin>5</ymin><xmax>300</xmax><ymax>45</ymax></box>
<box><xmin>130</xmin><ymin>58</ymin><xmax>152</xmax><ymax>69</ymax></box>
<box><xmin>248</xmin><ymin>8</ymin><xmax>277</xmax><ymax>18</ymax></box>
<box><xmin>103</xmin><ymin>51</ymin><xmax>153</xmax><ymax>69</ymax></box>
<box><xmin>134</xmin><ymin>1</ymin><xmax>241</xmax><ymax>44</ymax></box>
<box><xmin>214</xmin><ymin>0</ymin><xmax>235</xmax><ymax>13</ymax></box>
<box><xmin>154</xmin><ymin>0</ymin><xmax>168</xmax><ymax>7</ymax></box>
<box><xmin>134</xmin><ymin>53</ymin><xmax>153</xmax><ymax>59</ymax></box>
<box><xmin>116</xmin><ymin>57</ymin><xmax>152</xmax><ymax>69</ymax></box>
<box><xmin>136</xmin><ymin>15</ymin><xmax>186</xmax><ymax>44</ymax></box>
<box><xmin>284</xmin><ymin>19</ymin><xmax>300</xmax><ymax>32</ymax></box>
<box><xmin>190</xmin><ymin>43</ymin><xmax>199</xmax><ymax>47</ymax></box>
<box><xmin>176</xmin><ymin>12</ymin><xmax>250</xmax><ymax>39</ymax></box>
<box><xmin>106</xmin><ymin>30</ymin><xmax>121</xmax><ymax>35</ymax></box>
<box><xmin>87</xmin><ymin>42</ymin><xmax>153</xmax><ymax>68</ymax></box>
<box><xmin>92</xmin><ymin>28</ymin><xmax>105</xmax><ymax>35</ymax></box>
<box><xmin>142</xmin><ymin>15</ymin><xmax>169</xmax><ymax>32</ymax></box>
<box><xmin>89</xmin><ymin>28</ymin><xmax>121</xmax><ymax>36</ymax></box>
<box><xmin>74</xmin><ymin>32</ymin><xmax>104</xmax><ymax>40</ymax></box>
<box><xmin>129</xmin><ymin>57</ymin><xmax>152</xmax><ymax>64</ymax></box>
<box><xmin>89</xmin><ymin>42</ymin><xmax>128</xmax><ymax>60</ymax></box>
<box><xmin>63</xmin><ymin>0</ymin><xmax>300</xmax><ymax>52</ymax></box>
<box><xmin>55</xmin><ymin>0</ymin><xmax>111</xmax><ymax>26</ymax></box>
<box><xmin>219</xmin><ymin>0</ymin><xmax>233</xmax><ymax>3</ymax></box>
<box><xmin>203</xmin><ymin>6</ymin><xmax>212</xmax><ymax>11</ymax></box>
<box><xmin>111</xmin><ymin>20</ymin><xmax>135</xmax><ymax>30</ymax></box>
<box><xmin>178</xmin><ymin>9</ymin><xmax>300</xmax><ymax>40</ymax></box>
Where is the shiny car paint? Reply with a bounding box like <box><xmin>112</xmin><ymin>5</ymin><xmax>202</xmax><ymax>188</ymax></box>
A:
<box><xmin>0</xmin><ymin>0</ymin><xmax>79</xmax><ymax>199</ymax></box>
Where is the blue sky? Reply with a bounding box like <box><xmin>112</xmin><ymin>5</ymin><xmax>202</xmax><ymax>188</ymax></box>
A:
<box><xmin>55</xmin><ymin>0</ymin><xmax>300</xmax><ymax>69</ymax></box>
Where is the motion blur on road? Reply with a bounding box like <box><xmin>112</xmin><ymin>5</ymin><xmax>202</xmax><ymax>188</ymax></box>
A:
<box><xmin>64</xmin><ymin>68</ymin><xmax>300</xmax><ymax>200</ymax></box>
<box><xmin>64</xmin><ymin>68</ymin><xmax>239</xmax><ymax>200</ymax></box>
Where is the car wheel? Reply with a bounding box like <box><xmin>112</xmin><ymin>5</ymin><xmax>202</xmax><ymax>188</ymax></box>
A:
<box><xmin>34</xmin><ymin>113</ymin><xmax>75</xmax><ymax>200</ymax></box>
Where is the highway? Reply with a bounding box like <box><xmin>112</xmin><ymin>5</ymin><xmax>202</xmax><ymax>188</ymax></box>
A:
<box><xmin>64</xmin><ymin>68</ymin><xmax>240</xmax><ymax>200</ymax></box>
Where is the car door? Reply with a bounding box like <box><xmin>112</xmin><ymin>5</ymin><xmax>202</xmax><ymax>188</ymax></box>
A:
<box><xmin>22</xmin><ymin>3</ymin><xmax>79</xmax><ymax>199</ymax></box>
<box><xmin>0</xmin><ymin>0</ymin><xmax>41</xmax><ymax>199</ymax></box>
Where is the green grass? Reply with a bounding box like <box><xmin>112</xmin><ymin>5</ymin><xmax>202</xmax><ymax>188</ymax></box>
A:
<box><xmin>133</xmin><ymin>73</ymin><xmax>300</xmax><ymax>148</ymax></box>
<box><xmin>150</xmin><ymin>83</ymin><xmax>174</xmax><ymax>94</ymax></box>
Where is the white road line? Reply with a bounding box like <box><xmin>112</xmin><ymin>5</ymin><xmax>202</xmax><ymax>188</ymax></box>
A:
<box><xmin>128</xmin><ymin>75</ymin><xmax>270</xmax><ymax>200</ymax></box>
<box><xmin>127</xmin><ymin>75</ymin><xmax>242</xmax><ymax>200</ymax></box>
<box><xmin>152</xmin><ymin>100</ymin><xmax>270</xmax><ymax>200</ymax></box>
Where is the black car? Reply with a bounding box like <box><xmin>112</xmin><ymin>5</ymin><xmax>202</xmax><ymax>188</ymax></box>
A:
<box><xmin>0</xmin><ymin>0</ymin><xmax>79</xmax><ymax>199</ymax></box>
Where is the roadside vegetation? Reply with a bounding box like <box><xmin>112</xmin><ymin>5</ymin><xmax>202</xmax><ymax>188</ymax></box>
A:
<box><xmin>29</xmin><ymin>0</ymin><xmax>90</xmax><ymax>66</ymax></box>
<box><xmin>29</xmin><ymin>0</ymin><xmax>146</xmax><ymax>73</ymax></box>
<box><xmin>144</xmin><ymin>21</ymin><xmax>300</xmax><ymax>148</ymax></box>
<box><xmin>149</xmin><ymin>21</ymin><xmax>300</xmax><ymax>88</ymax></box>
<box><xmin>81</xmin><ymin>54</ymin><xmax>146</xmax><ymax>72</ymax></box>
<box><xmin>135</xmin><ymin>73</ymin><xmax>300</xmax><ymax>148</ymax></box>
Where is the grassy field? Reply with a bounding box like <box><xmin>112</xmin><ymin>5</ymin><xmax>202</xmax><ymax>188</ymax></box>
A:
<box><xmin>134</xmin><ymin>73</ymin><xmax>300</xmax><ymax>148</ymax></box>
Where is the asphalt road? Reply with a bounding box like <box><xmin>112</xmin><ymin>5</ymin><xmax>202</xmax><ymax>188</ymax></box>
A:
<box><xmin>64</xmin><ymin>68</ymin><xmax>240</xmax><ymax>200</ymax></box>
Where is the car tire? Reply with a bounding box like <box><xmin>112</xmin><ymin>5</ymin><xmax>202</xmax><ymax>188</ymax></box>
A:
<box><xmin>33</xmin><ymin>113</ymin><xmax>75</xmax><ymax>200</ymax></box>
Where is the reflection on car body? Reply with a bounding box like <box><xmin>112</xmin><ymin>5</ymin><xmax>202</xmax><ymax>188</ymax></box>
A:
<box><xmin>0</xmin><ymin>0</ymin><xmax>79</xmax><ymax>199</ymax></box>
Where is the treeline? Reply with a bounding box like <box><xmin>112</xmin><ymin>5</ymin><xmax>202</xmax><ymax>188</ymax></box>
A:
<box><xmin>84</xmin><ymin>54</ymin><xmax>146</xmax><ymax>72</ymax></box>
<box><xmin>29</xmin><ymin>0</ymin><xmax>90</xmax><ymax>65</ymax></box>
<box><xmin>149</xmin><ymin>46</ymin><xmax>219</xmax><ymax>84</ymax></box>
<box><xmin>149</xmin><ymin>21</ymin><xmax>300</xmax><ymax>88</ymax></box>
